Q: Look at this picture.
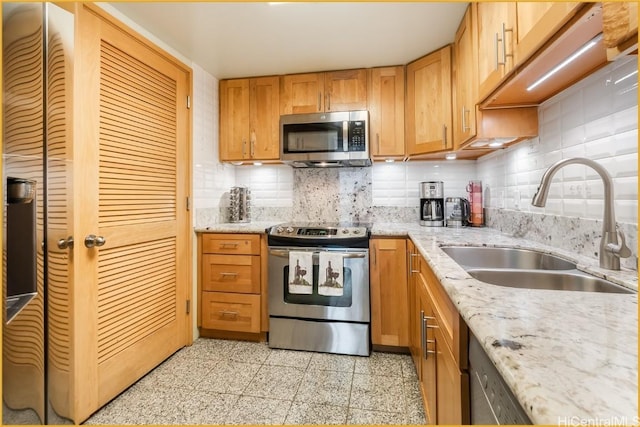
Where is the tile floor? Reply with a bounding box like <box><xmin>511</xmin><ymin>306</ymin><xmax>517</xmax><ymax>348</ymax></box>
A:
<box><xmin>84</xmin><ymin>338</ymin><xmax>427</xmax><ymax>425</ymax></box>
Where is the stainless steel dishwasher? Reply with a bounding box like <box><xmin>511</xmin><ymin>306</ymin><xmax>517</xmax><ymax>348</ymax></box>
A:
<box><xmin>469</xmin><ymin>333</ymin><xmax>531</xmax><ymax>425</ymax></box>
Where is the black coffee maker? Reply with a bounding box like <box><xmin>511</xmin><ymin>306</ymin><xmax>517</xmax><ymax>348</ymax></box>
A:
<box><xmin>419</xmin><ymin>181</ymin><xmax>444</xmax><ymax>227</ymax></box>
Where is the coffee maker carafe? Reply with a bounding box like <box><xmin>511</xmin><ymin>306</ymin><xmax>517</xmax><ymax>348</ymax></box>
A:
<box><xmin>419</xmin><ymin>181</ymin><xmax>444</xmax><ymax>227</ymax></box>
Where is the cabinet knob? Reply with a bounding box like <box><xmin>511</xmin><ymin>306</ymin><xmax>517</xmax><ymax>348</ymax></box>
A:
<box><xmin>57</xmin><ymin>236</ymin><xmax>74</xmax><ymax>250</ymax></box>
<box><xmin>85</xmin><ymin>234</ymin><xmax>106</xmax><ymax>248</ymax></box>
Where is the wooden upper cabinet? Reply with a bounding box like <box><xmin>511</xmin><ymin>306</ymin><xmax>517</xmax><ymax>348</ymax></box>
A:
<box><xmin>325</xmin><ymin>69</ymin><xmax>367</xmax><ymax>112</ymax></box>
<box><xmin>280</xmin><ymin>69</ymin><xmax>367</xmax><ymax>115</ymax></box>
<box><xmin>514</xmin><ymin>2</ymin><xmax>582</xmax><ymax>66</ymax></box>
<box><xmin>405</xmin><ymin>45</ymin><xmax>453</xmax><ymax>156</ymax></box>
<box><xmin>279</xmin><ymin>72</ymin><xmax>324</xmax><ymax>114</ymax></box>
<box><xmin>602</xmin><ymin>2</ymin><xmax>639</xmax><ymax>61</ymax></box>
<box><xmin>452</xmin><ymin>5</ymin><xmax>478</xmax><ymax>150</ymax></box>
<box><xmin>220</xmin><ymin>79</ymin><xmax>250</xmax><ymax>161</ymax></box>
<box><xmin>250</xmin><ymin>77</ymin><xmax>280</xmax><ymax>160</ymax></box>
<box><xmin>220</xmin><ymin>76</ymin><xmax>279</xmax><ymax>161</ymax></box>
<box><xmin>368</xmin><ymin>66</ymin><xmax>405</xmax><ymax>159</ymax></box>
<box><xmin>476</xmin><ymin>2</ymin><xmax>516</xmax><ymax>101</ymax></box>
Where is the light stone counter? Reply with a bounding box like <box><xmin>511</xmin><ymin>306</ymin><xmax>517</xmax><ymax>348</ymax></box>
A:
<box><xmin>196</xmin><ymin>221</ymin><xmax>638</xmax><ymax>424</ymax></box>
<box><xmin>194</xmin><ymin>221</ymin><xmax>279</xmax><ymax>234</ymax></box>
<box><xmin>374</xmin><ymin>222</ymin><xmax>638</xmax><ymax>425</ymax></box>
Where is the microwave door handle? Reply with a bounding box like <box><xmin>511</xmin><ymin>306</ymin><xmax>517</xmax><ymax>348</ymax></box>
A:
<box><xmin>343</xmin><ymin>121</ymin><xmax>348</xmax><ymax>152</ymax></box>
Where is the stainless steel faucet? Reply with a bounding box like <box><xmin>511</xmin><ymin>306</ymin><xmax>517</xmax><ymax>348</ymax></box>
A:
<box><xmin>531</xmin><ymin>157</ymin><xmax>631</xmax><ymax>270</ymax></box>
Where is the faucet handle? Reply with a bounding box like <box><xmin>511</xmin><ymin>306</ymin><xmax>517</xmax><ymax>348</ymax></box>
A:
<box><xmin>606</xmin><ymin>230</ymin><xmax>632</xmax><ymax>259</ymax></box>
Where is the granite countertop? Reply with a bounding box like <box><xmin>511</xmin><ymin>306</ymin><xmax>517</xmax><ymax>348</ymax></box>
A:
<box><xmin>374</xmin><ymin>222</ymin><xmax>638</xmax><ymax>425</ymax></box>
<box><xmin>194</xmin><ymin>221</ymin><xmax>279</xmax><ymax>234</ymax></box>
<box><xmin>197</xmin><ymin>221</ymin><xmax>638</xmax><ymax>424</ymax></box>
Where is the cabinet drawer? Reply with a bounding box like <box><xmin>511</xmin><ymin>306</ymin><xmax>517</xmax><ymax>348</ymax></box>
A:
<box><xmin>202</xmin><ymin>254</ymin><xmax>260</xmax><ymax>294</ymax></box>
<box><xmin>201</xmin><ymin>292</ymin><xmax>260</xmax><ymax>333</ymax></box>
<box><xmin>202</xmin><ymin>234</ymin><xmax>260</xmax><ymax>255</ymax></box>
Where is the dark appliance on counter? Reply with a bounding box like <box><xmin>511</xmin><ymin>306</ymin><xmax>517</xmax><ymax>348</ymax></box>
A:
<box><xmin>267</xmin><ymin>223</ymin><xmax>371</xmax><ymax>356</ymax></box>
<box><xmin>445</xmin><ymin>196</ymin><xmax>471</xmax><ymax>227</ymax></box>
<box><xmin>280</xmin><ymin>110</ymin><xmax>371</xmax><ymax>167</ymax></box>
<box><xmin>420</xmin><ymin>181</ymin><xmax>444</xmax><ymax>227</ymax></box>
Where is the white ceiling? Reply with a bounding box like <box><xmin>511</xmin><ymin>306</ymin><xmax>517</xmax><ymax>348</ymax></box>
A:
<box><xmin>108</xmin><ymin>2</ymin><xmax>469</xmax><ymax>79</ymax></box>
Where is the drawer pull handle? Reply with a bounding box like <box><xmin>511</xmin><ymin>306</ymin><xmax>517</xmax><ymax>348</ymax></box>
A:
<box><xmin>219</xmin><ymin>272</ymin><xmax>239</xmax><ymax>277</ymax></box>
<box><xmin>219</xmin><ymin>310</ymin><xmax>239</xmax><ymax>318</ymax></box>
<box><xmin>220</xmin><ymin>242</ymin><xmax>239</xmax><ymax>249</ymax></box>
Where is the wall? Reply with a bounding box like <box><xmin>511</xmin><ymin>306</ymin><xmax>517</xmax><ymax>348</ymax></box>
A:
<box><xmin>232</xmin><ymin>161</ymin><xmax>477</xmax><ymax>223</ymax></box>
<box><xmin>478</xmin><ymin>56</ymin><xmax>638</xmax><ymax>270</ymax></box>
<box><xmin>192</xmin><ymin>64</ymin><xmax>235</xmax><ymax>225</ymax></box>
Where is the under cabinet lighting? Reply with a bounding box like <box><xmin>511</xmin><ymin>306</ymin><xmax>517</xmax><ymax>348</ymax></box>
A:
<box><xmin>445</xmin><ymin>153</ymin><xmax>457</xmax><ymax>160</ymax></box>
<box><xmin>253</xmin><ymin>162</ymin><xmax>263</xmax><ymax>166</ymax></box>
<box><xmin>527</xmin><ymin>34</ymin><xmax>603</xmax><ymax>92</ymax></box>
<box><xmin>385</xmin><ymin>159</ymin><xmax>395</xmax><ymax>163</ymax></box>
<box><xmin>614</xmin><ymin>70</ymin><xmax>638</xmax><ymax>85</ymax></box>
<box><xmin>488</xmin><ymin>141</ymin><xmax>505</xmax><ymax>148</ymax></box>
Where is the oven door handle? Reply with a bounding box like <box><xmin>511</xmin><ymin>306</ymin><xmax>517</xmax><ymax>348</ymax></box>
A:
<box><xmin>268</xmin><ymin>249</ymin><xmax>366</xmax><ymax>259</ymax></box>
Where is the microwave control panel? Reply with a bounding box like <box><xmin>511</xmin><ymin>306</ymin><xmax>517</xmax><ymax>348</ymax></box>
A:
<box><xmin>348</xmin><ymin>121</ymin><xmax>366</xmax><ymax>152</ymax></box>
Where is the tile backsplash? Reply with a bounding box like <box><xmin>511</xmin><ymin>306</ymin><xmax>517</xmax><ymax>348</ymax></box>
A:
<box><xmin>191</xmin><ymin>54</ymin><xmax>637</xmax><ymax>269</ymax></box>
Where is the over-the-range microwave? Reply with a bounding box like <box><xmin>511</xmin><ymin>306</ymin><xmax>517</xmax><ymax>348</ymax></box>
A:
<box><xmin>280</xmin><ymin>110</ymin><xmax>371</xmax><ymax>167</ymax></box>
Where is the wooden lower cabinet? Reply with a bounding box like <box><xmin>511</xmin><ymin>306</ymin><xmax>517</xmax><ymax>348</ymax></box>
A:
<box><xmin>410</xmin><ymin>240</ymin><xmax>469</xmax><ymax>425</ymax></box>
<box><xmin>198</xmin><ymin>233</ymin><xmax>266</xmax><ymax>338</ymax></box>
<box><xmin>201</xmin><ymin>292</ymin><xmax>261</xmax><ymax>333</ymax></box>
<box><xmin>370</xmin><ymin>238</ymin><xmax>409</xmax><ymax>347</ymax></box>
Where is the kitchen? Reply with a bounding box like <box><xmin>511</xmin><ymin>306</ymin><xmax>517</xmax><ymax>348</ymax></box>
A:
<box><xmin>2</xmin><ymin>1</ymin><xmax>638</xmax><ymax>426</ymax></box>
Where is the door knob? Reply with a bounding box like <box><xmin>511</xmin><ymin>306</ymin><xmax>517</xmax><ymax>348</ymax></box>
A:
<box><xmin>57</xmin><ymin>236</ymin><xmax>74</xmax><ymax>250</ymax></box>
<box><xmin>84</xmin><ymin>234</ymin><xmax>106</xmax><ymax>248</ymax></box>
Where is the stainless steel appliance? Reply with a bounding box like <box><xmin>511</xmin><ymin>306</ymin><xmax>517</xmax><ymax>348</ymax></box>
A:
<box><xmin>445</xmin><ymin>197</ymin><xmax>471</xmax><ymax>227</ymax></box>
<box><xmin>419</xmin><ymin>181</ymin><xmax>444</xmax><ymax>226</ymax></box>
<box><xmin>229</xmin><ymin>186</ymin><xmax>250</xmax><ymax>223</ymax></box>
<box><xmin>267</xmin><ymin>223</ymin><xmax>371</xmax><ymax>356</ymax></box>
<box><xmin>280</xmin><ymin>110</ymin><xmax>371</xmax><ymax>167</ymax></box>
<box><xmin>469</xmin><ymin>333</ymin><xmax>531</xmax><ymax>424</ymax></box>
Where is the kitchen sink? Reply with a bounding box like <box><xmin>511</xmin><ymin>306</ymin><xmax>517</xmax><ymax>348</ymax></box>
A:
<box><xmin>467</xmin><ymin>269</ymin><xmax>634</xmax><ymax>294</ymax></box>
<box><xmin>440</xmin><ymin>246</ymin><xmax>577</xmax><ymax>270</ymax></box>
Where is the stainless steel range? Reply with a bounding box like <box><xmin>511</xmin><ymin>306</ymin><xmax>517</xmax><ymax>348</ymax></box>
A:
<box><xmin>267</xmin><ymin>223</ymin><xmax>371</xmax><ymax>356</ymax></box>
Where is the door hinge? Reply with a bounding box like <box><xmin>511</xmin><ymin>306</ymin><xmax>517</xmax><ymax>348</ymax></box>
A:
<box><xmin>186</xmin><ymin>299</ymin><xmax>191</xmax><ymax>315</ymax></box>
<box><xmin>186</xmin><ymin>196</ymin><xmax>191</xmax><ymax>211</ymax></box>
<box><xmin>187</xmin><ymin>95</ymin><xmax>191</xmax><ymax>109</ymax></box>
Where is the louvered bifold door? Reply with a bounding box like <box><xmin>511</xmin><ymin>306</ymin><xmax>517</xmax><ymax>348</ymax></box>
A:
<box><xmin>74</xmin><ymin>6</ymin><xmax>191</xmax><ymax>422</ymax></box>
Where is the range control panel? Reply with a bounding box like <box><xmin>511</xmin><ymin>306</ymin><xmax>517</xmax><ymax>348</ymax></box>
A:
<box><xmin>269</xmin><ymin>224</ymin><xmax>368</xmax><ymax>239</ymax></box>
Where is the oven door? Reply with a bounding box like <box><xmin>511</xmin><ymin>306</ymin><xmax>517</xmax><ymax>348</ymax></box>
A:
<box><xmin>268</xmin><ymin>246</ymin><xmax>370</xmax><ymax>323</ymax></box>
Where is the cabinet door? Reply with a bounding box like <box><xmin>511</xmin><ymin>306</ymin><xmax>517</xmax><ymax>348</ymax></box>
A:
<box><xmin>250</xmin><ymin>76</ymin><xmax>279</xmax><ymax>160</ymax></box>
<box><xmin>368</xmin><ymin>66</ymin><xmax>405</xmax><ymax>158</ymax></box>
<box><xmin>435</xmin><ymin>326</ymin><xmax>469</xmax><ymax>425</ymax></box>
<box><xmin>419</xmin><ymin>282</ymin><xmax>437</xmax><ymax>424</ymax></box>
<box><xmin>477</xmin><ymin>2</ymin><xmax>516</xmax><ymax>101</ymax></box>
<box><xmin>75</xmin><ymin>4</ymin><xmax>191</xmax><ymax>422</ymax></box>
<box><xmin>406</xmin><ymin>45</ymin><xmax>453</xmax><ymax>156</ymax></box>
<box><xmin>220</xmin><ymin>79</ymin><xmax>250</xmax><ymax>161</ymax></box>
<box><xmin>453</xmin><ymin>5</ymin><xmax>478</xmax><ymax>149</ymax></box>
<box><xmin>280</xmin><ymin>73</ymin><xmax>324</xmax><ymax>114</ymax></box>
<box><xmin>370</xmin><ymin>238</ymin><xmax>408</xmax><ymax>347</ymax></box>
<box><xmin>325</xmin><ymin>69</ymin><xmax>367</xmax><ymax>112</ymax></box>
<box><xmin>515</xmin><ymin>2</ymin><xmax>581</xmax><ymax>66</ymax></box>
